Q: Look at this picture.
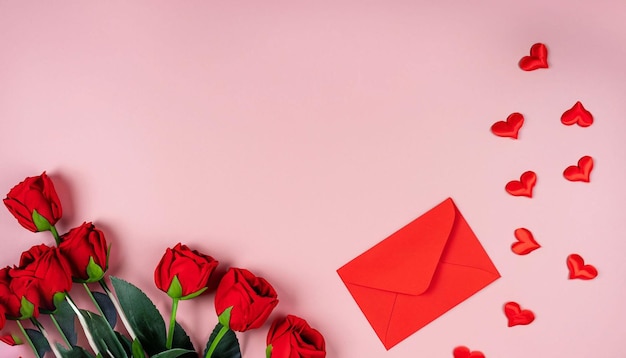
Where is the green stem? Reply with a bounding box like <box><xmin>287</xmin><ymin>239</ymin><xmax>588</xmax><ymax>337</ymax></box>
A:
<box><xmin>50</xmin><ymin>313</ymin><xmax>72</xmax><ymax>348</ymax></box>
<box><xmin>16</xmin><ymin>320</ymin><xmax>40</xmax><ymax>358</ymax></box>
<box><xmin>205</xmin><ymin>324</ymin><xmax>230</xmax><ymax>358</ymax></box>
<box><xmin>166</xmin><ymin>298</ymin><xmax>180</xmax><ymax>349</ymax></box>
<box><xmin>99</xmin><ymin>279</ymin><xmax>138</xmax><ymax>340</ymax></box>
<box><xmin>65</xmin><ymin>294</ymin><xmax>101</xmax><ymax>356</ymax></box>
<box><xmin>83</xmin><ymin>283</ymin><xmax>106</xmax><ymax>318</ymax></box>
<box><xmin>50</xmin><ymin>225</ymin><xmax>60</xmax><ymax>246</ymax></box>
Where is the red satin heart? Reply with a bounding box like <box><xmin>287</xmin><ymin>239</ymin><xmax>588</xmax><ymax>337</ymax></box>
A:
<box><xmin>491</xmin><ymin>113</ymin><xmax>524</xmax><ymax>139</ymax></box>
<box><xmin>567</xmin><ymin>254</ymin><xmax>598</xmax><ymax>280</ymax></box>
<box><xmin>453</xmin><ymin>346</ymin><xmax>485</xmax><ymax>358</ymax></box>
<box><xmin>561</xmin><ymin>101</ymin><xmax>593</xmax><ymax>127</ymax></box>
<box><xmin>563</xmin><ymin>156</ymin><xmax>593</xmax><ymax>182</ymax></box>
<box><xmin>504</xmin><ymin>301</ymin><xmax>535</xmax><ymax>327</ymax></box>
<box><xmin>511</xmin><ymin>228</ymin><xmax>540</xmax><ymax>255</ymax></box>
<box><xmin>519</xmin><ymin>43</ymin><xmax>549</xmax><ymax>71</ymax></box>
<box><xmin>505</xmin><ymin>171</ymin><xmax>537</xmax><ymax>197</ymax></box>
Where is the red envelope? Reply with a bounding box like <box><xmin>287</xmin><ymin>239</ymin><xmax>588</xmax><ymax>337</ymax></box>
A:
<box><xmin>337</xmin><ymin>198</ymin><xmax>500</xmax><ymax>350</ymax></box>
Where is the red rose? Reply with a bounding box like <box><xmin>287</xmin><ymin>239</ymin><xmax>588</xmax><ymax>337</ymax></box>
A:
<box><xmin>0</xmin><ymin>333</ymin><xmax>21</xmax><ymax>346</ymax></box>
<box><xmin>154</xmin><ymin>243</ymin><xmax>219</xmax><ymax>300</ymax></box>
<box><xmin>9</xmin><ymin>244</ymin><xmax>73</xmax><ymax>313</ymax></box>
<box><xmin>266</xmin><ymin>315</ymin><xmax>326</xmax><ymax>358</ymax></box>
<box><xmin>59</xmin><ymin>222</ymin><xmax>109</xmax><ymax>282</ymax></box>
<box><xmin>0</xmin><ymin>267</ymin><xmax>22</xmax><ymax>319</ymax></box>
<box><xmin>214</xmin><ymin>267</ymin><xmax>278</xmax><ymax>332</ymax></box>
<box><xmin>0</xmin><ymin>303</ymin><xmax>6</xmax><ymax>330</ymax></box>
<box><xmin>3</xmin><ymin>172</ymin><xmax>62</xmax><ymax>232</ymax></box>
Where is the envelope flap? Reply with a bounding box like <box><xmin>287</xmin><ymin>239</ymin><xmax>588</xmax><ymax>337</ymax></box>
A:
<box><xmin>338</xmin><ymin>198</ymin><xmax>456</xmax><ymax>296</ymax></box>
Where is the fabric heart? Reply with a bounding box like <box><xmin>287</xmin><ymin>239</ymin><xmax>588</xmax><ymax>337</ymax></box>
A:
<box><xmin>491</xmin><ymin>113</ymin><xmax>524</xmax><ymax>139</ymax></box>
<box><xmin>563</xmin><ymin>156</ymin><xmax>593</xmax><ymax>182</ymax></box>
<box><xmin>453</xmin><ymin>346</ymin><xmax>485</xmax><ymax>358</ymax></box>
<box><xmin>511</xmin><ymin>228</ymin><xmax>540</xmax><ymax>255</ymax></box>
<box><xmin>567</xmin><ymin>254</ymin><xmax>598</xmax><ymax>280</ymax></box>
<box><xmin>519</xmin><ymin>43</ymin><xmax>549</xmax><ymax>71</ymax></box>
<box><xmin>504</xmin><ymin>301</ymin><xmax>535</xmax><ymax>327</ymax></box>
<box><xmin>505</xmin><ymin>171</ymin><xmax>537</xmax><ymax>197</ymax></box>
<box><xmin>561</xmin><ymin>101</ymin><xmax>593</xmax><ymax>127</ymax></box>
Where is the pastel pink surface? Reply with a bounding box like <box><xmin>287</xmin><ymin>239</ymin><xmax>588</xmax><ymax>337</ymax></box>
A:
<box><xmin>1</xmin><ymin>1</ymin><xmax>626</xmax><ymax>357</ymax></box>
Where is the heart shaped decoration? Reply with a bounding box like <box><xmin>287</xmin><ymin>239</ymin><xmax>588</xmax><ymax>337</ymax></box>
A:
<box><xmin>519</xmin><ymin>43</ymin><xmax>549</xmax><ymax>71</ymax></box>
<box><xmin>563</xmin><ymin>156</ymin><xmax>593</xmax><ymax>182</ymax></box>
<box><xmin>491</xmin><ymin>113</ymin><xmax>524</xmax><ymax>139</ymax></box>
<box><xmin>504</xmin><ymin>301</ymin><xmax>535</xmax><ymax>327</ymax></box>
<box><xmin>567</xmin><ymin>254</ymin><xmax>598</xmax><ymax>280</ymax></box>
<box><xmin>561</xmin><ymin>101</ymin><xmax>593</xmax><ymax>127</ymax></box>
<box><xmin>511</xmin><ymin>228</ymin><xmax>540</xmax><ymax>255</ymax></box>
<box><xmin>453</xmin><ymin>346</ymin><xmax>485</xmax><ymax>358</ymax></box>
<box><xmin>505</xmin><ymin>171</ymin><xmax>537</xmax><ymax>197</ymax></box>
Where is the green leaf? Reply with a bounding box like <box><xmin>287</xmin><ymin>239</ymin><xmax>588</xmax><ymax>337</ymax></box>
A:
<box><xmin>171</xmin><ymin>321</ymin><xmax>196</xmax><ymax>357</ymax></box>
<box><xmin>80</xmin><ymin>309</ymin><xmax>128</xmax><ymax>358</ymax></box>
<box><xmin>32</xmin><ymin>209</ymin><xmax>52</xmax><ymax>232</ymax></box>
<box><xmin>93</xmin><ymin>291</ymin><xmax>118</xmax><ymax>328</ymax></box>
<box><xmin>110</xmin><ymin>276</ymin><xmax>167</xmax><ymax>356</ymax></box>
<box><xmin>172</xmin><ymin>321</ymin><xmax>194</xmax><ymax>351</ymax></box>
<box><xmin>86</xmin><ymin>257</ymin><xmax>105</xmax><ymax>282</ymax></box>
<box><xmin>54</xmin><ymin>298</ymin><xmax>78</xmax><ymax>346</ymax></box>
<box><xmin>116</xmin><ymin>332</ymin><xmax>133</xmax><ymax>356</ymax></box>
<box><xmin>106</xmin><ymin>244</ymin><xmax>111</xmax><ymax>269</ymax></box>
<box><xmin>180</xmin><ymin>287</ymin><xmax>207</xmax><ymax>301</ymax></box>
<box><xmin>131</xmin><ymin>338</ymin><xmax>146</xmax><ymax>358</ymax></box>
<box><xmin>20</xmin><ymin>296</ymin><xmax>35</xmax><ymax>319</ymax></box>
<box><xmin>58</xmin><ymin>344</ymin><xmax>95</xmax><ymax>358</ymax></box>
<box><xmin>152</xmin><ymin>348</ymin><xmax>197</xmax><ymax>358</ymax></box>
<box><xmin>25</xmin><ymin>328</ymin><xmax>51</xmax><ymax>357</ymax></box>
<box><xmin>9</xmin><ymin>333</ymin><xmax>22</xmax><ymax>345</ymax></box>
<box><xmin>39</xmin><ymin>292</ymin><xmax>67</xmax><ymax>315</ymax></box>
<box><xmin>265</xmin><ymin>344</ymin><xmax>272</xmax><ymax>358</ymax></box>
<box><xmin>54</xmin><ymin>292</ymin><xmax>68</xmax><ymax>310</ymax></box>
<box><xmin>166</xmin><ymin>276</ymin><xmax>183</xmax><ymax>299</ymax></box>
<box><xmin>203</xmin><ymin>323</ymin><xmax>241</xmax><ymax>358</ymax></box>
<box><xmin>217</xmin><ymin>307</ymin><xmax>232</xmax><ymax>329</ymax></box>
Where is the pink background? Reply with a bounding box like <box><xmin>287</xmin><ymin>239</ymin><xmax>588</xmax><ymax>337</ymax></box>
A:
<box><xmin>2</xmin><ymin>1</ymin><xmax>626</xmax><ymax>357</ymax></box>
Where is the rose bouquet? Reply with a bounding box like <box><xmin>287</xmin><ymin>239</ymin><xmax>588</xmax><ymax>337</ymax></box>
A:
<box><xmin>0</xmin><ymin>172</ymin><xmax>326</xmax><ymax>358</ymax></box>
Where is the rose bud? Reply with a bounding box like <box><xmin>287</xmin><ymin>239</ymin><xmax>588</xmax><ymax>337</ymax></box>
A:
<box><xmin>0</xmin><ymin>333</ymin><xmax>22</xmax><ymax>346</ymax></box>
<box><xmin>154</xmin><ymin>243</ymin><xmax>219</xmax><ymax>300</ymax></box>
<box><xmin>214</xmin><ymin>267</ymin><xmax>278</xmax><ymax>332</ymax></box>
<box><xmin>3</xmin><ymin>172</ymin><xmax>62</xmax><ymax>233</ymax></box>
<box><xmin>9</xmin><ymin>244</ymin><xmax>73</xmax><ymax>314</ymax></box>
<box><xmin>266</xmin><ymin>315</ymin><xmax>326</xmax><ymax>358</ymax></box>
<box><xmin>59</xmin><ymin>222</ymin><xmax>109</xmax><ymax>282</ymax></box>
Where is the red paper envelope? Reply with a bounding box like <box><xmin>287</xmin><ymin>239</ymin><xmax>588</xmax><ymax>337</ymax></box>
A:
<box><xmin>337</xmin><ymin>198</ymin><xmax>500</xmax><ymax>350</ymax></box>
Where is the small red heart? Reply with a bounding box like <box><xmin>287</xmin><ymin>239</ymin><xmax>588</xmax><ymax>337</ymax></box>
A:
<box><xmin>453</xmin><ymin>346</ymin><xmax>485</xmax><ymax>358</ymax></box>
<box><xmin>561</xmin><ymin>101</ymin><xmax>593</xmax><ymax>127</ymax></box>
<box><xmin>504</xmin><ymin>301</ymin><xmax>535</xmax><ymax>327</ymax></box>
<box><xmin>491</xmin><ymin>113</ymin><xmax>524</xmax><ymax>139</ymax></box>
<box><xmin>505</xmin><ymin>171</ymin><xmax>537</xmax><ymax>197</ymax></box>
<box><xmin>567</xmin><ymin>254</ymin><xmax>598</xmax><ymax>280</ymax></box>
<box><xmin>511</xmin><ymin>228</ymin><xmax>540</xmax><ymax>255</ymax></box>
<box><xmin>563</xmin><ymin>156</ymin><xmax>593</xmax><ymax>182</ymax></box>
<box><xmin>519</xmin><ymin>43</ymin><xmax>549</xmax><ymax>71</ymax></box>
